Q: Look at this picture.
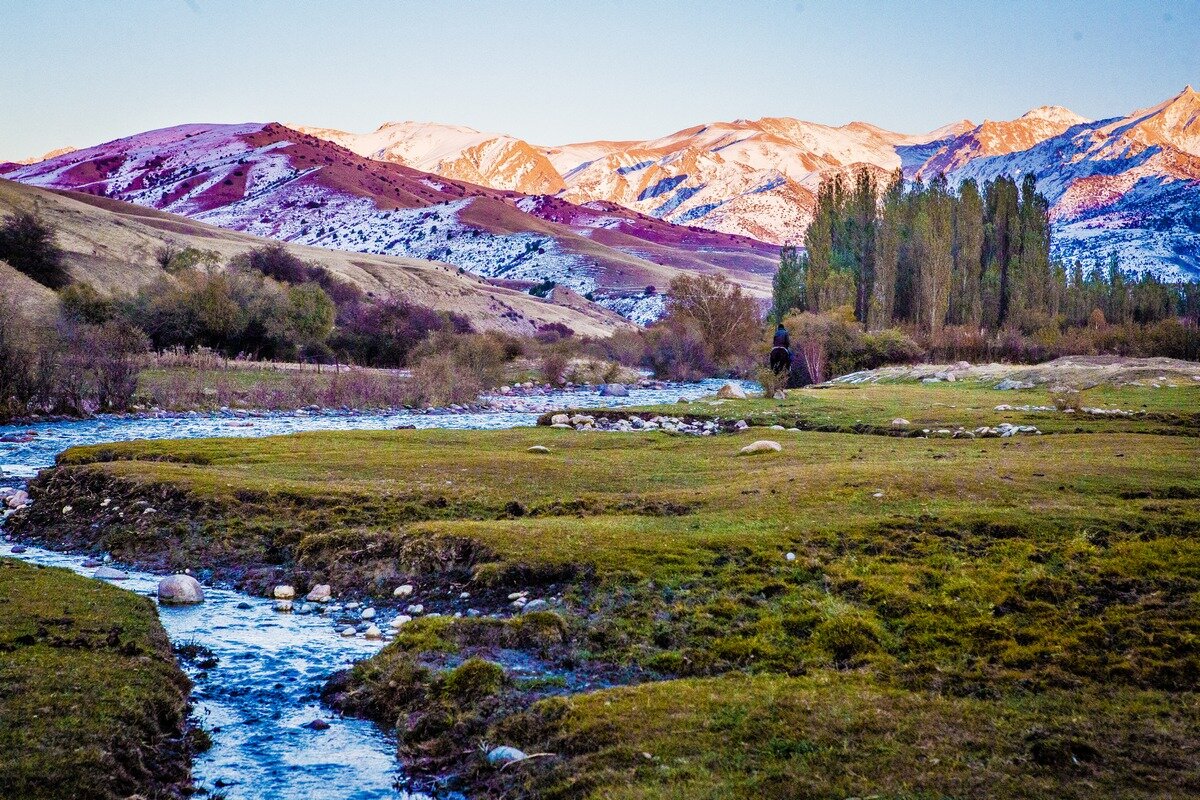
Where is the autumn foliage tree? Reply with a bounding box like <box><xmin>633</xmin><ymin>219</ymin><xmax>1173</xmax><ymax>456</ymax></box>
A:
<box><xmin>662</xmin><ymin>273</ymin><xmax>760</xmax><ymax>374</ymax></box>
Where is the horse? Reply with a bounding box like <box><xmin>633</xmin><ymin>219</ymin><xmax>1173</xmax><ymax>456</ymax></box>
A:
<box><xmin>769</xmin><ymin>345</ymin><xmax>792</xmax><ymax>375</ymax></box>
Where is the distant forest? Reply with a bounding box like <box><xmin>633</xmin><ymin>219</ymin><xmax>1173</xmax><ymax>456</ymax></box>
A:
<box><xmin>771</xmin><ymin>169</ymin><xmax>1200</xmax><ymax>334</ymax></box>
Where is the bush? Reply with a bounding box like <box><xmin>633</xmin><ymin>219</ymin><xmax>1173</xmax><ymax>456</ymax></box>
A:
<box><xmin>0</xmin><ymin>211</ymin><xmax>68</xmax><ymax>288</ymax></box>
<box><xmin>661</xmin><ymin>274</ymin><xmax>761</xmax><ymax>374</ymax></box>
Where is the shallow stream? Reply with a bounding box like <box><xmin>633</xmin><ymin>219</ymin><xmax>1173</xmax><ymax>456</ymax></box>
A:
<box><xmin>0</xmin><ymin>379</ymin><xmax>748</xmax><ymax>799</ymax></box>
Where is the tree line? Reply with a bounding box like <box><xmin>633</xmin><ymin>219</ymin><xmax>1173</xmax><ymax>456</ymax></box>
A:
<box><xmin>772</xmin><ymin>169</ymin><xmax>1200</xmax><ymax>335</ymax></box>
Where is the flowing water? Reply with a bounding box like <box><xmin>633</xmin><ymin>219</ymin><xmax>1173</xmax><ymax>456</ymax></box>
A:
<box><xmin>0</xmin><ymin>379</ymin><xmax>750</xmax><ymax>799</ymax></box>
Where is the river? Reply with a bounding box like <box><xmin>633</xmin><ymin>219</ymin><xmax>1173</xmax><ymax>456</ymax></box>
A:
<box><xmin>0</xmin><ymin>379</ymin><xmax>749</xmax><ymax>799</ymax></box>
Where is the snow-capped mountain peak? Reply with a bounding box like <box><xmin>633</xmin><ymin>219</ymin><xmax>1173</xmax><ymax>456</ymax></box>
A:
<box><xmin>1018</xmin><ymin>105</ymin><xmax>1090</xmax><ymax>127</ymax></box>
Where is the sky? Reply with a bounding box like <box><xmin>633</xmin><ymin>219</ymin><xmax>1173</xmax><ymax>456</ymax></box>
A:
<box><xmin>2</xmin><ymin>0</ymin><xmax>1198</xmax><ymax>159</ymax></box>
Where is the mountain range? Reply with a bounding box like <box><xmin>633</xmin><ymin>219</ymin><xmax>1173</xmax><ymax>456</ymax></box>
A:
<box><xmin>3</xmin><ymin>87</ymin><xmax>1198</xmax><ymax>327</ymax></box>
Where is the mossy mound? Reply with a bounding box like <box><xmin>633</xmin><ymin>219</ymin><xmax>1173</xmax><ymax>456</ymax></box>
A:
<box><xmin>0</xmin><ymin>557</ymin><xmax>192</xmax><ymax>799</ymax></box>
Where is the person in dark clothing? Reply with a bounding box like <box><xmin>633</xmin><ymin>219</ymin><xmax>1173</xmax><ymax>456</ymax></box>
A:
<box><xmin>769</xmin><ymin>323</ymin><xmax>792</xmax><ymax>375</ymax></box>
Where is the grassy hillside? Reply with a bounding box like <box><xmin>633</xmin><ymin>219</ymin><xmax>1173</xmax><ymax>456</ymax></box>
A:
<box><xmin>0</xmin><ymin>178</ymin><xmax>628</xmax><ymax>336</ymax></box>
<box><xmin>0</xmin><ymin>558</ymin><xmax>192</xmax><ymax>800</ymax></box>
<box><xmin>10</xmin><ymin>379</ymin><xmax>1199</xmax><ymax>797</ymax></box>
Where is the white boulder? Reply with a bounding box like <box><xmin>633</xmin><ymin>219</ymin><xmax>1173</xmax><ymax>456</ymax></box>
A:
<box><xmin>157</xmin><ymin>574</ymin><xmax>204</xmax><ymax>604</ymax></box>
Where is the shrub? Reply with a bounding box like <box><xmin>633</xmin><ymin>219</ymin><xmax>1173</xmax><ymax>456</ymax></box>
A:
<box><xmin>59</xmin><ymin>283</ymin><xmax>115</xmax><ymax>325</ymax></box>
<box><xmin>0</xmin><ymin>211</ymin><xmax>68</xmax><ymax>288</ymax></box>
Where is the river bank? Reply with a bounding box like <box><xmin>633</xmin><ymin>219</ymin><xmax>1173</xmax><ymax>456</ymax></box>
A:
<box><xmin>0</xmin><ymin>378</ymin><xmax>750</xmax><ymax>799</ymax></box>
<box><xmin>8</xmin><ymin>370</ymin><xmax>1199</xmax><ymax>799</ymax></box>
<box><xmin>0</xmin><ymin>557</ymin><xmax>193</xmax><ymax>800</ymax></box>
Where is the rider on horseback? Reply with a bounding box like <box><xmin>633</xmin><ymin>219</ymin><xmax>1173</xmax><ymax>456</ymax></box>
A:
<box><xmin>769</xmin><ymin>322</ymin><xmax>792</xmax><ymax>375</ymax></box>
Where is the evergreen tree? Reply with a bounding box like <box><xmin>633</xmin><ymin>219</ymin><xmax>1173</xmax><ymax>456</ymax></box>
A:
<box><xmin>847</xmin><ymin>167</ymin><xmax>878</xmax><ymax>323</ymax></box>
<box><xmin>915</xmin><ymin>175</ymin><xmax>954</xmax><ymax>335</ymax></box>
<box><xmin>770</xmin><ymin>245</ymin><xmax>805</xmax><ymax>323</ymax></box>
<box><xmin>870</xmin><ymin>171</ymin><xmax>903</xmax><ymax>329</ymax></box>
<box><xmin>984</xmin><ymin>176</ymin><xmax>1020</xmax><ymax>326</ymax></box>
<box><xmin>951</xmin><ymin>178</ymin><xmax>984</xmax><ymax>326</ymax></box>
<box><xmin>804</xmin><ymin>177</ymin><xmax>838</xmax><ymax>312</ymax></box>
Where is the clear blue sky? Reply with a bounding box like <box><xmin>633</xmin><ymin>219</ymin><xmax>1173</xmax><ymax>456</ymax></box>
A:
<box><xmin>3</xmin><ymin>0</ymin><xmax>1198</xmax><ymax>158</ymax></box>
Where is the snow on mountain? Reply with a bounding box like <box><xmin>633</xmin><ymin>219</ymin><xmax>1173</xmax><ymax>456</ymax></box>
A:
<box><xmin>1</xmin><ymin>123</ymin><xmax>776</xmax><ymax>322</ymax></box>
<box><xmin>939</xmin><ymin>87</ymin><xmax>1200</xmax><ymax>280</ymax></box>
<box><xmin>917</xmin><ymin>106</ymin><xmax>1092</xmax><ymax>178</ymax></box>
<box><xmin>308</xmin><ymin>91</ymin><xmax>1198</xmax><ymax>281</ymax></box>
<box><xmin>295</xmin><ymin>121</ymin><xmax>566</xmax><ymax>195</ymax></box>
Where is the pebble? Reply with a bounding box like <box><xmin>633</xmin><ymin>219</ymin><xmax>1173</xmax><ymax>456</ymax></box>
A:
<box><xmin>305</xmin><ymin>584</ymin><xmax>331</xmax><ymax>602</ymax></box>
<box><xmin>81</xmin><ymin>557</ymin><xmax>102</xmax><ymax>568</ymax></box>
<box><xmin>522</xmin><ymin>598</ymin><xmax>550</xmax><ymax>613</ymax></box>
<box><xmin>785</xmin><ymin>552</ymin><xmax>796</xmax><ymax>561</ymax></box>
<box><xmin>94</xmin><ymin>566</ymin><xmax>129</xmax><ymax>580</ymax></box>
<box><xmin>10</xmin><ymin>544</ymin><xmax>27</xmax><ymax>554</ymax></box>
<box><xmin>274</xmin><ymin>600</ymin><xmax>294</xmax><ymax>613</ymax></box>
<box><xmin>340</xmin><ymin>626</ymin><xmax>357</xmax><ymax>637</ymax></box>
<box><xmin>405</xmin><ymin>603</ymin><xmax>424</xmax><ymax>614</ymax></box>
<box><xmin>527</xmin><ymin>445</ymin><xmax>552</xmax><ymax>454</ymax></box>
<box><xmin>361</xmin><ymin>607</ymin><xmax>376</xmax><ymax>620</ymax></box>
<box><xmin>393</xmin><ymin>584</ymin><xmax>414</xmax><ymax>597</ymax></box>
<box><xmin>363</xmin><ymin>625</ymin><xmax>382</xmax><ymax>639</ymax></box>
<box><xmin>303</xmin><ymin>719</ymin><xmax>330</xmax><ymax>731</ymax></box>
<box><xmin>389</xmin><ymin>615</ymin><xmax>412</xmax><ymax>629</ymax></box>
<box><xmin>273</xmin><ymin>585</ymin><xmax>295</xmax><ymax>600</ymax></box>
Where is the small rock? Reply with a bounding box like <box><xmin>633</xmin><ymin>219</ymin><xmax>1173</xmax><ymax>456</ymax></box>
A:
<box><xmin>599</xmin><ymin>383</ymin><xmax>629</xmax><ymax>397</ymax></box>
<box><xmin>158</xmin><ymin>574</ymin><xmax>204</xmax><ymax>604</ymax></box>
<box><xmin>81</xmin><ymin>558</ymin><xmax>102</xmax><ymax>567</ymax></box>
<box><xmin>773</xmin><ymin>390</ymin><xmax>787</xmax><ymax>400</ymax></box>
<box><xmin>785</xmin><ymin>552</ymin><xmax>796</xmax><ymax>561</ymax></box>
<box><xmin>94</xmin><ymin>566</ymin><xmax>129</xmax><ymax>581</ymax></box>
<box><xmin>274</xmin><ymin>600</ymin><xmax>294</xmax><ymax>613</ymax></box>
<box><xmin>236</xmin><ymin>601</ymin><xmax>253</xmax><ymax>610</ymax></box>
<box><xmin>363</xmin><ymin>624</ymin><xmax>382</xmax><ymax>640</ymax></box>
<box><xmin>393</xmin><ymin>584</ymin><xmax>414</xmax><ymax>597</ymax></box>
<box><xmin>527</xmin><ymin>445</ymin><xmax>552</xmax><ymax>454</ymax></box>
<box><xmin>995</xmin><ymin>379</ymin><xmax>1035</xmax><ymax>391</ymax></box>
<box><xmin>340</xmin><ymin>626</ymin><xmax>357</xmax><ymax>637</ymax></box>
<box><xmin>303</xmin><ymin>719</ymin><xmax>330</xmax><ymax>731</ymax></box>
<box><xmin>891</xmin><ymin>418</ymin><xmax>910</xmax><ymax>428</ymax></box>
<box><xmin>734</xmin><ymin>420</ymin><xmax>749</xmax><ymax>431</ymax></box>
<box><xmin>487</xmin><ymin>745</ymin><xmax>528</xmax><ymax>765</ymax></box>
<box><xmin>273</xmin><ymin>585</ymin><xmax>295</xmax><ymax>600</ymax></box>
<box><xmin>738</xmin><ymin>440</ymin><xmax>782</xmax><ymax>456</ymax></box>
<box><xmin>361</xmin><ymin>607</ymin><xmax>376</xmax><ymax>620</ymax></box>
<box><xmin>142</xmin><ymin>507</ymin><xmax>156</xmax><ymax>515</ymax></box>
<box><xmin>61</xmin><ymin>505</ymin><xmax>73</xmax><ymax>514</ymax></box>
<box><xmin>522</xmin><ymin>599</ymin><xmax>550</xmax><ymax>613</ymax></box>
<box><xmin>389</xmin><ymin>615</ymin><xmax>413</xmax><ymax>628</ymax></box>
<box><xmin>306</xmin><ymin>584</ymin><xmax>331</xmax><ymax>602</ymax></box>
<box><xmin>716</xmin><ymin>383</ymin><xmax>747</xmax><ymax>400</ymax></box>
<box><xmin>405</xmin><ymin>603</ymin><xmax>424</xmax><ymax>614</ymax></box>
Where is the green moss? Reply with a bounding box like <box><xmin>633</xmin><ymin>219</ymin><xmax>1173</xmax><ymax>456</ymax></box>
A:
<box><xmin>495</xmin><ymin>673</ymin><xmax>1200</xmax><ymax>800</ymax></box>
<box><xmin>0</xmin><ymin>558</ymin><xmax>191</xmax><ymax>800</ymax></box>
<box><xmin>442</xmin><ymin>657</ymin><xmax>507</xmax><ymax>702</ymax></box>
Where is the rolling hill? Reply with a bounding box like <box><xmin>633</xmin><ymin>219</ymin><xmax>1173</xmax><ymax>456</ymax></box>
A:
<box><xmin>0</xmin><ymin>178</ymin><xmax>630</xmax><ymax>337</ymax></box>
